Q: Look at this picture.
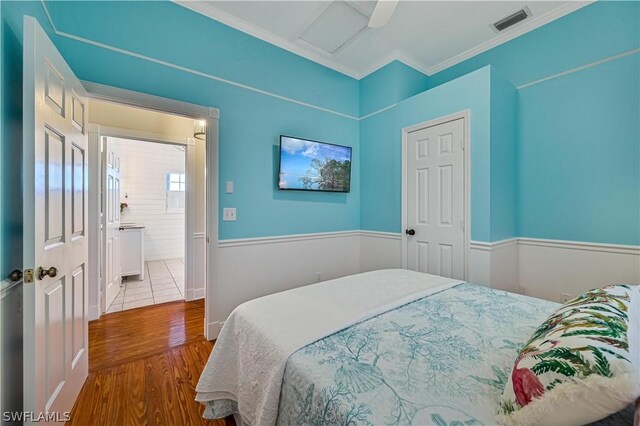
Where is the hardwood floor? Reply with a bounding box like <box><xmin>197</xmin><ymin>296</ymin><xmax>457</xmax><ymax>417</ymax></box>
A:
<box><xmin>69</xmin><ymin>300</ymin><xmax>234</xmax><ymax>426</ymax></box>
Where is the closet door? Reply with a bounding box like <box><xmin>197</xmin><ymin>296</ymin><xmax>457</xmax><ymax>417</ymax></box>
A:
<box><xmin>406</xmin><ymin>118</ymin><xmax>465</xmax><ymax>279</ymax></box>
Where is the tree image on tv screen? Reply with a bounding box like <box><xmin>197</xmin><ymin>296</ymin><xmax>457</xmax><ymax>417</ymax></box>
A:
<box><xmin>300</xmin><ymin>157</ymin><xmax>351</xmax><ymax>191</ymax></box>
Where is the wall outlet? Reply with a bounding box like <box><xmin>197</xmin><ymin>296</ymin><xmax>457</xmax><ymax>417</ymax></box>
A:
<box><xmin>560</xmin><ymin>292</ymin><xmax>572</xmax><ymax>302</ymax></box>
<box><xmin>222</xmin><ymin>208</ymin><xmax>236</xmax><ymax>221</ymax></box>
<box><xmin>316</xmin><ymin>272</ymin><xmax>322</xmax><ymax>282</ymax></box>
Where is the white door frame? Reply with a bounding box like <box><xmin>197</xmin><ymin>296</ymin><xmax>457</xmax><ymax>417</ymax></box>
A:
<box><xmin>401</xmin><ymin>110</ymin><xmax>471</xmax><ymax>280</ymax></box>
<box><xmin>97</xmin><ymin>128</ymin><xmax>190</xmax><ymax>314</ymax></box>
<box><xmin>83</xmin><ymin>81</ymin><xmax>219</xmax><ymax>340</ymax></box>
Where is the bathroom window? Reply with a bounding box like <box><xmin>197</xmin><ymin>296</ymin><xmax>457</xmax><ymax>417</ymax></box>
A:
<box><xmin>166</xmin><ymin>173</ymin><xmax>186</xmax><ymax>212</ymax></box>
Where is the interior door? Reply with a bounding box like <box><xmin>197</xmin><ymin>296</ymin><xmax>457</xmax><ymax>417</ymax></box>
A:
<box><xmin>406</xmin><ymin>118</ymin><xmax>465</xmax><ymax>279</ymax></box>
<box><xmin>23</xmin><ymin>16</ymin><xmax>89</xmax><ymax>416</ymax></box>
<box><xmin>103</xmin><ymin>138</ymin><xmax>122</xmax><ymax>310</ymax></box>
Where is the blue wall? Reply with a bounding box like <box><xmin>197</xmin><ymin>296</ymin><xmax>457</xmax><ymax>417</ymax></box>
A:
<box><xmin>360</xmin><ymin>1</ymin><xmax>639</xmax><ymax>245</ymax></box>
<box><xmin>1</xmin><ymin>0</ymin><xmax>360</xmax><ymax>241</ymax></box>
<box><xmin>359</xmin><ymin>67</ymin><xmax>519</xmax><ymax>242</ymax></box>
<box><xmin>0</xmin><ymin>1</ymin><xmax>3</xmax><ymax>275</ymax></box>
<box><xmin>518</xmin><ymin>53</ymin><xmax>640</xmax><ymax>245</ymax></box>
<box><xmin>1</xmin><ymin>1</ymin><xmax>25</xmax><ymax>277</ymax></box>
<box><xmin>360</xmin><ymin>67</ymin><xmax>493</xmax><ymax>241</ymax></box>
<box><xmin>2</xmin><ymin>0</ymin><xmax>639</xmax><ymax>246</ymax></box>
<box><xmin>49</xmin><ymin>1</ymin><xmax>359</xmax><ymax>117</ymax></box>
<box><xmin>359</xmin><ymin>60</ymin><xmax>429</xmax><ymax>117</ymax></box>
<box><xmin>426</xmin><ymin>1</ymin><xmax>640</xmax><ymax>244</ymax></box>
<box><xmin>490</xmin><ymin>69</ymin><xmax>518</xmax><ymax>242</ymax></box>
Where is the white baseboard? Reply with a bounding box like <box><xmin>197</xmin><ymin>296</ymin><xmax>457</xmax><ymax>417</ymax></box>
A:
<box><xmin>185</xmin><ymin>289</ymin><xmax>194</xmax><ymax>301</ymax></box>
<box><xmin>194</xmin><ymin>288</ymin><xmax>205</xmax><ymax>300</ymax></box>
<box><xmin>88</xmin><ymin>304</ymin><xmax>101</xmax><ymax>321</ymax></box>
<box><xmin>207</xmin><ymin>321</ymin><xmax>225</xmax><ymax>340</ymax></box>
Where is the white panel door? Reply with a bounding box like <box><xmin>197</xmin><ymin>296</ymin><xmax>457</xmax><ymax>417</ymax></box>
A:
<box><xmin>104</xmin><ymin>139</ymin><xmax>122</xmax><ymax>310</ymax></box>
<box><xmin>406</xmin><ymin>118</ymin><xmax>465</xmax><ymax>279</ymax></box>
<box><xmin>23</xmin><ymin>16</ymin><xmax>88</xmax><ymax>417</ymax></box>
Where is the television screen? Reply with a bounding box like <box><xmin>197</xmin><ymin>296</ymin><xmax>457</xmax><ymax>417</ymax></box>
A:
<box><xmin>278</xmin><ymin>135</ymin><xmax>352</xmax><ymax>192</ymax></box>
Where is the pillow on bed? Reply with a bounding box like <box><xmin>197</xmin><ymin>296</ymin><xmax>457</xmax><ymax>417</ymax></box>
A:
<box><xmin>497</xmin><ymin>284</ymin><xmax>639</xmax><ymax>426</ymax></box>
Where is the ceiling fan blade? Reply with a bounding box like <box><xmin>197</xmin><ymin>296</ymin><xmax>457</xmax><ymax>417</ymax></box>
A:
<box><xmin>368</xmin><ymin>0</ymin><xmax>399</xmax><ymax>28</ymax></box>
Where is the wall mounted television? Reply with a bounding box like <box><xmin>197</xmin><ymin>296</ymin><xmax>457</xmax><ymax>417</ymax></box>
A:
<box><xmin>278</xmin><ymin>135</ymin><xmax>352</xmax><ymax>192</ymax></box>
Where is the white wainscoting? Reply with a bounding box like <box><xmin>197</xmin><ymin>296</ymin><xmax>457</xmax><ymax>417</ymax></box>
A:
<box><xmin>471</xmin><ymin>238</ymin><xmax>640</xmax><ymax>302</ymax></box>
<box><xmin>214</xmin><ymin>232</ymin><xmax>361</xmax><ymax>325</ymax></box>
<box><xmin>207</xmin><ymin>231</ymin><xmax>640</xmax><ymax>337</ymax></box>
<box><xmin>518</xmin><ymin>238</ymin><xmax>640</xmax><ymax>302</ymax></box>
<box><xmin>359</xmin><ymin>231</ymin><xmax>402</xmax><ymax>272</ymax></box>
<box><xmin>469</xmin><ymin>239</ymin><xmax>519</xmax><ymax>292</ymax></box>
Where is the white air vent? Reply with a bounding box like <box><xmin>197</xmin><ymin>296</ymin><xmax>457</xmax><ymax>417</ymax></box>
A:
<box><xmin>491</xmin><ymin>6</ymin><xmax>531</xmax><ymax>32</ymax></box>
<box><xmin>298</xmin><ymin>2</ymin><xmax>369</xmax><ymax>55</ymax></box>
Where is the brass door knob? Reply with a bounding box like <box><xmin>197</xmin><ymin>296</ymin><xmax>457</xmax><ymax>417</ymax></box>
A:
<box><xmin>38</xmin><ymin>266</ymin><xmax>58</xmax><ymax>280</ymax></box>
<box><xmin>8</xmin><ymin>269</ymin><xmax>23</xmax><ymax>282</ymax></box>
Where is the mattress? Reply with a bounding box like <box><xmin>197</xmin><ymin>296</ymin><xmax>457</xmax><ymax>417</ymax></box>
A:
<box><xmin>276</xmin><ymin>283</ymin><xmax>635</xmax><ymax>425</ymax></box>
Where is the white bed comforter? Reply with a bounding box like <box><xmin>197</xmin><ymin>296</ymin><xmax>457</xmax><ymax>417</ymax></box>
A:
<box><xmin>195</xmin><ymin>269</ymin><xmax>463</xmax><ymax>426</ymax></box>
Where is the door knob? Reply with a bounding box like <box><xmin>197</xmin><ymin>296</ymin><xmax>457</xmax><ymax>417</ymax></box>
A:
<box><xmin>37</xmin><ymin>266</ymin><xmax>58</xmax><ymax>280</ymax></box>
<box><xmin>405</xmin><ymin>229</ymin><xmax>416</xmax><ymax>236</ymax></box>
<box><xmin>8</xmin><ymin>269</ymin><xmax>23</xmax><ymax>282</ymax></box>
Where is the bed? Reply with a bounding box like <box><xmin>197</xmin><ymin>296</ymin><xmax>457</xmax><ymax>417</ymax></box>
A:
<box><xmin>196</xmin><ymin>269</ymin><xmax>636</xmax><ymax>426</ymax></box>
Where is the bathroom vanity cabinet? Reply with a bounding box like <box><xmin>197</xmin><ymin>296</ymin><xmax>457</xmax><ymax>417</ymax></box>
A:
<box><xmin>120</xmin><ymin>224</ymin><xmax>145</xmax><ymax>280</ymax></box>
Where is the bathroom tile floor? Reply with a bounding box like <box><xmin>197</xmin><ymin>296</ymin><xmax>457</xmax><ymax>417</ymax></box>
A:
<box><xmin>106</xmin><ymin>258</ymin><xmax>185</xmax><ymax>313</ymax></box>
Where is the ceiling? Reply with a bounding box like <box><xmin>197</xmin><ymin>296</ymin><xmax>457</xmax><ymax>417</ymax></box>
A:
<box><xmin>175</xmin><ymin>0</ymin><xmax>592</xmax><ymax>79</ymax></box>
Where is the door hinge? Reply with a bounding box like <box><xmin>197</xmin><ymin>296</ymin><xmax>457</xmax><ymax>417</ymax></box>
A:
<box><xmin>24</xmin><ymin>269</ymin><xmax>34</xmax><ymax>284</ymax></box>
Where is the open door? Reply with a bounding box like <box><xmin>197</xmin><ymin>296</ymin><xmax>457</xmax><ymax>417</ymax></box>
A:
<box><xmin>23</xmin><ymin>16</ymin><xmax>89</xmax><ymax>416</ymax></box>
<box><xmin>103</xmin><ymin>138</ymin><xmax>122</xmax><ymax>310</ymax></box>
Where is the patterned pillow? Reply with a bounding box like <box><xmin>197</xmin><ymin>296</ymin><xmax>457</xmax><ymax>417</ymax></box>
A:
<box><xmin>497</xmin><ymin>285</ymin><xmax>639</xmax><ymax>426</ymax></box>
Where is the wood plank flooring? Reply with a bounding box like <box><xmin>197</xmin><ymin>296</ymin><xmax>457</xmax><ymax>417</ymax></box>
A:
<box><xmin>88</xmin><ymin>299</ymin><xmax>207</xmax><ymax>372</ymax></box>
<box><xmin>69</xmin><ymin>300</ymin><xmax>234</xmax><ymax>426</ymax></box>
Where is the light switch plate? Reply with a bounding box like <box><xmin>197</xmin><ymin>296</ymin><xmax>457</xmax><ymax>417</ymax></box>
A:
<box><xmin>223</xmin><ymin>208</ymin><xmax>237</xmax><ymax>221</ymax></box>
<box><xmin>226</xmin><ymin>181</ymin><xmax>234</xmax><ymax>194</ymax></box>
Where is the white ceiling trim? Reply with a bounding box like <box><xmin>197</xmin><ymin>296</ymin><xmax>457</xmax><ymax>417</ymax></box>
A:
<box><xmin>174</xmin><ymin>0</ymin><xmax>593</xmax><ymax>80</ymax></box>
<box><xmin>424</xmin><ymin>1</ymin><xmax>594</xmax><ymax>75</ymax></box>
<box><xmin>357</xmin><ymin>50</ymin><xmax>433</xmax><ymax>80</ymax></box>
<box><xmin>173</xmin><ymin>0</ymin><xmax>362</xmax><ymax>78</ymax></box>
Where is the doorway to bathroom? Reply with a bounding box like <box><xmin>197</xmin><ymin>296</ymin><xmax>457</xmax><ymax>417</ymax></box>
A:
<box><xmin>104</xmin><ymin>136</ymin><xmax>188</xmax><ymax>312</ymax></box>
<box><xmin>87</xmin><ymin>97</ymin><xmax>209</xmax><ymax>318</ymax></box>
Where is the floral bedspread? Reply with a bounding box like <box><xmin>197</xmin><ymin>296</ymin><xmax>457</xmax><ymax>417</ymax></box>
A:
<box><xmin>276</xmin><ymin>284</ymin><xmax>634</xmax><ymax>425</ymax></box>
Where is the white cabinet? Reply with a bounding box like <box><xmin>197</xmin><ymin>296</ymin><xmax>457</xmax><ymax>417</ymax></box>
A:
<box><xmin>120</xmin><ymin>225</ymin><xmax>145</xmax><ymax>280</ymax></box>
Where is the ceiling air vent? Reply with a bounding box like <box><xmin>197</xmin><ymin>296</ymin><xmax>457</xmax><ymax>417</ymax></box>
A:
<box><xmin>492</xmin><ymin>7</ymin><xmax>531</xmax><ymax>32</ymax></box>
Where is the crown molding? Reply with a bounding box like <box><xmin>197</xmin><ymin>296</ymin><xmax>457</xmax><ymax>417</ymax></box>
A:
<box><xmin>357</xmin><ymin>49</ymin><xmax>432</xmax><ymax>79</ymax></box>
<box><xmin>424</xmin><ymin>1</ymin><xmax>594</xmax><ymax>75</ymax></box>
<box><xmin>173</xmin><ymin>0</ymin><xmax>362</xmax><ymax>79</ymax></box>
<box><xmin>173</xmin><ymin>0</ymin><xmax>594</xmax><ymax>81</ymax></box>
